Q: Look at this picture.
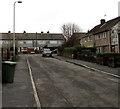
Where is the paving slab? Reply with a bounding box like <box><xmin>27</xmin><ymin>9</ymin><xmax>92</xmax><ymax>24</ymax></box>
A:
<box><xmin>53</xmin><ymin>55</ymin><xmax>120</xmax><ymax>77</ymax></box>
<box><xmin>2</xmin><ymin>55</ymin><xmax>37</xmax><ymax>108</ymax></box>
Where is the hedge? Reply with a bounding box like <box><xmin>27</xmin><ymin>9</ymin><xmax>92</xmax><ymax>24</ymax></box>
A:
<box><xmin>96</xmin><ymin>53</ymin><xmax>120</xmax><ymax>57</ymax></box>
<box><xmin>96</xmin><ymin>52</ymin><xmax>120</xmax><ymax>67</ymax></box>
<box><xmin>74</xmin><ymin>46</ymin><xmax>96</xmax><ymax>56</ymax></box>
<box><xmin>63</xmin><ymin>47</ymin><xmax>77</xmax><ymax>54</ymax></box>
<box><xmin>58</xmin><ymin>46</ymin><xmax>64</xmax><ymax>52</ymax></box>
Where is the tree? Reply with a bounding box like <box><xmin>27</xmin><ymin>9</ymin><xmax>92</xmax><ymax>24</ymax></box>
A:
<box><xmin>61</xmin><ymin>23</ymin><xmax>81</xmax><ymax>40</ymax></box>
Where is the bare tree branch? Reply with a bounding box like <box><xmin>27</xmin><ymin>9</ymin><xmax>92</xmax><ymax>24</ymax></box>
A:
<box><xmin>61</xmin><ymin>23</ymin><xmax>81</xmax><ymax>40</ymax></box>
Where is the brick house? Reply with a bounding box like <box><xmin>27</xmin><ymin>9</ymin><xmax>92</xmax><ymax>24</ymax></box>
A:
<box><xmin>81</xmin><ymin>17</ymin><xmax>120</xmax><ymax>53</ymax></box>
<box><xmin>70</xmin><ymin>32</ymin><xmax>86</xmax><ymax>46</ymax></box>
<box><xmin>1</xmin><ymin>32</ymin><xmax>65</xmax><ymax>53</ymax></box>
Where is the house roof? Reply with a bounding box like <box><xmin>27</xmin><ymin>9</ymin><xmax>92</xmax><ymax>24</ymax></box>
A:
<box><xmin>72</xmin><ymin>32</ymin><xmax>86</xmax><ymax>39</ymax></box>
<box><xmin>1</xmin><ymin>33</ymin><xmax>65</xmax><ymax>40</ymax></box>
<box><xmin>88</xmin><ymin>16</ymin><xmax>120</xmax><ymax>35</ymax></box>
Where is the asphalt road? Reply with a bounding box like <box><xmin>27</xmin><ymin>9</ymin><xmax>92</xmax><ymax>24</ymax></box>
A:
<box><xmin>27</xmin><ymin>54</ymin><xmax>119</xmax><ymax>108</ymax></box>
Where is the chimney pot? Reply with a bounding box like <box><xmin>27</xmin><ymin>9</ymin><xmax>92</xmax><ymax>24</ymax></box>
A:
<box><xmin>100</xmin><ymin>19</ymin><xmax>105</xmax><ymax>24</ymax></box>
<box><xmin>8</xmin><ymin>31</ymin><xmax>11</xmax><ymax>33</ymax></box>
<box><xmin>23</xmin><ymin>31</ymin><xmax>26</xmax><ymax>33</ymax></box>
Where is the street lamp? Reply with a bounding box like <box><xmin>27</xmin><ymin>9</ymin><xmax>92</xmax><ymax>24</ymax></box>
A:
<box><xmin>13</xmin><ymin>1</ymin><xmax>22</xmax><ymax>61</ymax></box>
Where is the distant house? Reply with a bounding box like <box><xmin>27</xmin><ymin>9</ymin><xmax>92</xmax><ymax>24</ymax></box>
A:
<box><xmin>70</xmin><ymin>32</ymin><xmax>86</xmax><ymax>46</ymax></box>
<box><xmin>1</xmin><ymin>33</ymin><xmax>65</xmax><ymax>53</ymax></box>
<box><xmin>81</xmin><ymin>17</ymin><xmax>120</xmax><ymax>53</ymax></box>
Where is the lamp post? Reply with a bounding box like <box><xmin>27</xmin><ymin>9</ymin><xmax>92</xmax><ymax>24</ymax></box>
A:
<box><xmin>13</xmin><ymin>1</ymin><xmax>22</xmax><ymax>61</ymax></box>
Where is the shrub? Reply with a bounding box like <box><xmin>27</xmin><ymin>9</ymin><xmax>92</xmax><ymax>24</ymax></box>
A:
<box><xmin>63</xmin><ymin>47</ymin><xmax>77</xmax><ymax>54</ymax></box>
<box><xmin>74</xmin><ymin>46</ymin><xmax>96</xmax><ymax>56</ymax></box>
<box><xmin>58</xmin><ymin>46</ymin><xmax>64</xmax><ymax>52</ymax></box>
<box><xmin>96</xmin><ymin>52</ymin><xmax>120</xmax><ymax>67</ymax></box>
<box><xmin>96</xmin><ymin>53</ymin><xmax>120</xmax><ymax>57</ymax></box>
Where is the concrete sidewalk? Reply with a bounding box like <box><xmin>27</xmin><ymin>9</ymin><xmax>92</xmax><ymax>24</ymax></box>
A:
<box><xmin>2</xmin><ymin>55</ymin><xmax>37</xmax><ymax>108</ymax></box>
<box><xmin>53</xmin><ymin>55</ymin><xmax>120</xmax><ymax>78</ymax></box>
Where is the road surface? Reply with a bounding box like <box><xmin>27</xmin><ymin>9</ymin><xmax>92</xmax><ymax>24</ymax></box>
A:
<box><xmin>27</xmin><ymin>54</ymin><xmax>119</xmax><ymax>108</ymax></box>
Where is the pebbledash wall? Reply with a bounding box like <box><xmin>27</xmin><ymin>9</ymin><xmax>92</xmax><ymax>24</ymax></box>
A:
<box><xmin>1</xmin><ymin>33</ymin><xmax>65</xmax><ymax>52</ymax></box>
<box><xmin>111</xmin><ymin>22</ymin><xmax>120</xmax><ymax>52</ymax></box>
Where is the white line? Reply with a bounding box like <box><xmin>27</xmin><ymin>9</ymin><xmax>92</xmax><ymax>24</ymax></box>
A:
<box><xmin>27</xmin><ymin>58</ymin><xmax>42</xmax><ymax>109</ymax></box>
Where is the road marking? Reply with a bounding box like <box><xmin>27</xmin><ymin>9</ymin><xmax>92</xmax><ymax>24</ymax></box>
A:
<box><xmin>27</xmin><ymin>58</ymin><xmax>42</xmax><ymax>109</ymax></box>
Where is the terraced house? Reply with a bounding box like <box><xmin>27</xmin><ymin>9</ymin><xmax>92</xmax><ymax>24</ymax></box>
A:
<box><xmin>81</xmin><ymin>16</ymin><xmax>120</xmax><ymax>53</ymax></box>
<box><xmin>1</xmin><ymin>32</ymin><xmax>65</xmax><ymax>53</ymax></box>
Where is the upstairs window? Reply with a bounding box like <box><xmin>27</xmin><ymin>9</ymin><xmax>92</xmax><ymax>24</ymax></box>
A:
<box><xmin>98</xmin><ymin>34</ymin><xmax>101</xmax><ymax>39</ymax></box>
<box><xmin>23</xmin><ymin>41</ymin><xmax>26</xmax><ymax>44</ymax></box>
<box><xmin>85</xmin><ymin>37</ymin><xmax>87</xmax><ymax>42</ymax></box>
<box><xmin>88</xmin><ymin>36</ymin><xmax>92</xmax><ymax>41</ymax></box>
<box><xmin>103</xmin><ymin>32</ymin><xmax>107</xmax><ymax>38</ymax></box>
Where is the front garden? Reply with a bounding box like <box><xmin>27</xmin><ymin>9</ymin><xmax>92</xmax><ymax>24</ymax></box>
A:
<box><xmin>58</xmin><ymin>46</ymin><xmax>120</xmax><ymax>68</ymax></box>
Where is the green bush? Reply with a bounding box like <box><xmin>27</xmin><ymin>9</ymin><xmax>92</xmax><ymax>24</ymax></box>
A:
<box><xmin>74</xmin><ymin>46</ymin><xmax>82</xmax><ymax>52</ymax></box>
<box><xmin>58</xmin><ymin>46</ymin><xmax>64</xmax><ymax>52</ymax></box>
<box><xmin>74</xmin><ymin>46</ymin><xmax>96</xmax><ymax>56</ymax></box>
<box><xmin>96</xmin><ymin>53</ymin><xmax>120</xmax><ymax>67</ymax></box>
<box><xmin>96</xmin><ymin>53</ymin><xmax>120</xmax><ymax>57</ymax></box>
<box><xmin>63</xmin><ymin>47</ymin><xmax>77</xmax><ymax>54</ymax></box>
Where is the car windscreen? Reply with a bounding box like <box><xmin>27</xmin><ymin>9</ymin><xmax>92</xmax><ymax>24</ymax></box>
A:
<box><xmin>44</xmin><ymin>49</ymin><xmax>51</xmax><ymax>53</ymax></box>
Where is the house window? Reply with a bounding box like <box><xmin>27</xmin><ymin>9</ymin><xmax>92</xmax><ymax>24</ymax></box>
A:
<box><xmin>57</xmin><ymin>41</ymin><xmax>62</xmax><ymax>44</ymax></box>
<box><xmin>88</xmin><ymin>36</ymin><xmax>92</xmax><ymax>41</ymax></box>
<box><xmin>50</xmin><ymin>41</ymin><xmax>57</xmax><ymax>44</ymax></box>
<box><xmin>95</xmin><ymin>35</ymin><xmax>101</xmax><ymax>40</ymax></box>
<box><xmin>103</xmin><ymin>32</ymin><xmax>107</xmax><ymax>38</ymax></box>
<box><xmin>23</xmin><ymin>41</ymin><xmax>26</xmax><ymax>44</ymax></box>
<box><xmin>38</xmin><ymin>40</ymin><xmax>47</xmax><ymax>44</ymax></box>
<box><xmin>97</xmin><ymin>47</ymin><xmax>101</xmax><ymax>53</ymax></box>
<box><xmin>98</xmin><ymin>34</ymin><xmax>101</xmax><ymax>39</ymax></box>
<box><xmin>85</xmin><ymin>37</ymin><xmax>88</xmax><ymax>42</ymax></box>
<box><xmin>88</xmin><ymin>36</ymin><xmax>90</xmax><ymax>41</ymax></box>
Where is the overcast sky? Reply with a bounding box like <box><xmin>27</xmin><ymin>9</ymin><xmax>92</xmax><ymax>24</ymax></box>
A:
<box><xmin>0</xmin><ymin>0</ymin><xmax>120</xmax><ymax>33</ymax></box>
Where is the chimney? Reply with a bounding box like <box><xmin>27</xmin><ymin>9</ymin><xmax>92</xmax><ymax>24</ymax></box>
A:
<box><xmin>100</xmin><ymin>19</ymin><xmax>105</xmax><ymax>25</ymax></box>
<box><xmin>47</xmin><ymin>31</ymin><xmax>49</xmax><ymax>33</ymax></box>
<box><xmin>8</xmin><ymin>31</ymin><xmax>11</xmax><ymax>33</ymax></box>
<box><xmin>23</xmin><ymin>31</ymin><xmax>26</xmax><ymax>33</ymax></box>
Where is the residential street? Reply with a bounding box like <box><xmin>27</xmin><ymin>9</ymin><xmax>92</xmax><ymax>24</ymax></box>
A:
<box><xmin>27</xmin><ymin>54</ymin><xmax>119</xmax><ymax>107</ymax></box>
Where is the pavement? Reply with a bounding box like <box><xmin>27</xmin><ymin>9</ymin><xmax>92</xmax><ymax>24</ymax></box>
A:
<box><xmin>52</xmin><ymin>55</ymin><xmax>120</xmax><ymax>78</ymax></box>
<box><xmin>2</xmin><ymin>55</ymin><xmax>37</xmax><ymax>108</ymax></box>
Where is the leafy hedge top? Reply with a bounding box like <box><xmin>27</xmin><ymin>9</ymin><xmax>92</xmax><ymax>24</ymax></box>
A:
<box><xmin>74</xmin><ymin>46</ymin><xmax>96</xmax><ymax>52</ymax></box>
<box><xmin>58</xmin><ymin>45</ymin><xmax>96</xmax><ymax>53</ymax></box>
<box><xmin>63</xmin><ymin>47</ymin><xmax>77</xmax><ymax>54</ymax></box>
<box><xmin>96</xmin><ymin>53</ymin><xmax>120</xmax><ymax>57</ymax></box>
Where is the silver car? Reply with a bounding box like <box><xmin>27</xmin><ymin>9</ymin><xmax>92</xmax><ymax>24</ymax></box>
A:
<box><xmin>42</xmin><ymin>48</ymin><xmax>52</xmax><ymax>57</ymax></box>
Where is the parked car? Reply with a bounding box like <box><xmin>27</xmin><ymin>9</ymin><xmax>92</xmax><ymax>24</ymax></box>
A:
<box><xmin>52</xmin><ymin>49</ymin><xmax>58</xmax><ymax>54</ymax></box>
<box><xmin>42</xmin><ymin>48</ymin><xmax>52</xmax><ymax>57</ymax></box>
